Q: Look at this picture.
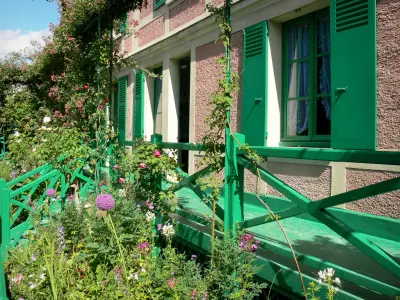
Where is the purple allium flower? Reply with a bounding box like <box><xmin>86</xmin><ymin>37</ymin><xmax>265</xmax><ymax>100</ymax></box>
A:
<box><xmin>46</xmin><ymin>188</ymin><xmax>56</xmax><ymax>197</ymax></box>
<box><xmin>10</xmin><ymin>171</ymin><xmax>16</xmax><ymax>178</ymax></box>
<box><xmin>96</xmin><ymin>194</ymin><xmax>115</xmax><ymax>211</ymax></box>
<box><xmin>239</xmin><ymin>234</ymin><xmax>259</xmax><ymax>252</ymax></box>
<box><xmin>191</xmin><ymin>254</ymin><xmax>197</xmax><ymax>261</ymax></box>
<box><xmin>137</xmin><ymin>241</ymin><xmax>150</xmax><ymax>253</ymax></box>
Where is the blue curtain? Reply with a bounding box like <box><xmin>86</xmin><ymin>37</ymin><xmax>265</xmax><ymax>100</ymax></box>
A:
<box><xmin>318</xmin><ymin>17</ymin><xmax>331</xmax><ymax>120</ymax></box>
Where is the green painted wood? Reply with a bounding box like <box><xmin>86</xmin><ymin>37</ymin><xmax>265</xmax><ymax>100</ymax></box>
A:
<box><xmin>7</xmin><ymin>164</ymin><xmax>51</xmax><ymax>187</ymax></box>
<box><xmin>134</xmin><ymin>70</ymin><xmax>144</xmax><ymax>139</ymax></box>
<box><xmin>224</xmin><ymin>133</ymin><xmax>245</xmax><ymax>232</ymax></box>
<box><xmin>238</xmin><ymin>155</ymin><xmax>400</xmax><ymax>278</ymax></box>
<box><xmin>240</xmin><ymin>206</ymin><xmax>303</xmax><ymax>229</ymax></box>
<box><xmin>113</xmin><ymin>84</ymin><xmax>118</xmax><ymax>132</ymax></box>
<box><xmin>242</xmin><ymin>21</ymin><xmax>268</xmax><ymax>146</ymax></box>
<box><xmin>10</xmin><ymin>170</ymin><xmax>60</xmax><ymax>198</ymax></box>
<box><xmin>172</xmin><ymin>166</ymin><xmax>213</xmax><ymax>192</ymax></box>
<box><xmin>159</xmin><ymin>142</ymin><xmax>223</xmax><ymax>152</ymax></box>
<box><xmin>154</xmin><ymin>0</ymin><xmax>166</xmax><ymax>10</ymax></box>
<box><xmin>308</xmin><ymin>176</ymin><xmax>400</xmax><ymax>212</ymax></box>
<box><xmin>117</xmin><ymin>76</ymin><xmax>128</xmax><ymax>145</ymax></box>
<box><xmin>0</xmin><ymin>179</ymin><xmax>11</xmax><ymax>262</ymax></box>
<box><xmin>241</xmin><ymin>146</ymin><xmax>400</xmax><ymax>165</ymax></box>
<box><xmin>330</xmin><ymin>0</ymin><xmax>377</xmax><ymax>150</ymax></box>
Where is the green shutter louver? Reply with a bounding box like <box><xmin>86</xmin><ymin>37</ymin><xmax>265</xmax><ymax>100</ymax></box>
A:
<box><xmin>134</xmin><ymin>70</ymin><xmax>144</xmax><ymax>139</ymax></box>
<box><xmin>119</xmin><ymin>13</ymin><xmax>128</xmax><ymax>33</ymax></box>
<box><xmin>154</xmin><ymin>0</ymin><xmax>166</xmax><ymax>10</ymax></box>
<box><xmin>113</xmin><ymin>85</ymin><xmax>118</xmax><ymax>132</ymax></box>
<box><xmin>242</xmin><ymin>21</ymin><xmax>268</xmax><ymax>146</ymax></box>
<box><xmin>331</xmin><ymin>0</ymin><xmax>377</xmax><ymax>150</ymax></box>
<box><xmin>117</xmin><ymin>76</ymin><xmax>127</xmax><ymax>144</ymax></box>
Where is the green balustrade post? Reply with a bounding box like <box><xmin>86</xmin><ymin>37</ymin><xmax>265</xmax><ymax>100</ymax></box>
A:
<box><xmin>151</xmin><ymin>134</ymin><xmax>163</xmax><ymax>257</ymax></box>
<box><xmin>0</xmin><ymin>179</ymin><xmax>10</xmax><ymax>300</ymax></box>
<box><xmin>224</xmin><ymin>133</ymin><xmax>245</xmax><ymax>234</ymax></box>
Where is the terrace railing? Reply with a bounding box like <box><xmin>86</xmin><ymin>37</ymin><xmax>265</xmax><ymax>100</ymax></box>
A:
<box><xmin>154</xmin><ymin>133</ymin><xmax>400</xmax><ymax>299</ymax></box>
<box><xmin>0</xmin><ymin>161</ymin><xmax>95</xmax><ymax>299</ymax></box>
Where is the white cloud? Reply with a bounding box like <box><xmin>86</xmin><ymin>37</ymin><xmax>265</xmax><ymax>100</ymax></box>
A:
<box><xmin>0</xmin><ymin>29</ymin><xmax>51</xmax><ymax>58</ymax></box>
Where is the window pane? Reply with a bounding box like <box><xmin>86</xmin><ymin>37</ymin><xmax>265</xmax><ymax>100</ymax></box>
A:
<box><xmin>317</xmin><ymin>16</ymin><xmax>330</xmax><ymax>54</ymax></box>
<box><xmin>287</xmin><ymin>23</ymin><xmax>310</xmax><ymax>60</ymax></box>
<box><xmin>317</xmin><ymin>55</ymin><xmax>331</xmax><ymax>95</ymax></box>
<box><xmin>316</xmin><ymin>97</ymin><xmax>331</xmax><ymax>135</ymax></box>
<box><xmin>287</xmin><ymin>99</ymin><xmax>309</xmax><ymax>136</ymax></box>
<box><xmin>288</xmin><ymin>62</ymin><xmax>310</xmax><ymax>98</ymax></box>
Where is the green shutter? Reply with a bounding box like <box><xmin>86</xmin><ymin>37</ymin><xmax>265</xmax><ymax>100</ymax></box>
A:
<box><xmin>154</xmin><ymin>0</ymin><xmax>166</xmax><ymax>10</ymax></box>
<box><xmin>119</xmin><ymin>13</ymin><xmax>128</xmax><ymax>33</ymax></box>
<box><xmin>331</xmin><ymin>0</ymin><xmax>377</xmax><ymax>150</ymax></box>
<box><xmin>113</xmin><ymin>85</ymin><xmax>118</xmax><ymax>132</ymax></box>
<box><xmin>117</xmin><ymin>76</ymin><xmax>127</xmax><ymax>144</ymax></box>
<box><xmin>242</xmin><ymin>21</ymin><xmax>268</xmax><ymax>146</ymax></box>
<box><xmin>134</xmin><ymin>70</ymin><xmax>144</xmax><ymax>139</ymax></box>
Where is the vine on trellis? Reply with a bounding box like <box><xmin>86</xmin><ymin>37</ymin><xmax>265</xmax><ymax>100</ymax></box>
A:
<box><xmin>199</xmin><ymin>1</ymin><xmax>308</xmax><ymax>295</ymax></box>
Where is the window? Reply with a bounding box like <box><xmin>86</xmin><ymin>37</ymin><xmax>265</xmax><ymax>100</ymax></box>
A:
<box><xmin>282</xmin><ymin>8</ymin><xmax>331</xmax><ymax>147</ymax></box>
<box><xmin>154</xmin><ymin>0</ymin><xmax>166</xmax><ymax>10</ymax></box>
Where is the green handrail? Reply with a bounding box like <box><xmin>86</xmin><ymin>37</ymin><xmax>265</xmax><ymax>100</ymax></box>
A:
<box><xmin>0</xmin><ymin>137</ymin><xmax>6</xmax><ymax>159</ymax></box>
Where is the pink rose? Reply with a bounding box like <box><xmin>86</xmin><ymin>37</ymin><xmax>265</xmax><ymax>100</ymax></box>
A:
<box><xmin>154</xmin><ymin>150</ymin><xmax>161</xmax><ymax>158</ymax></box>
<box><xmin>98</xmin><ymin>104</ymin><xmax>103</xmax><ymax>109</ymax></box>
<box><xmin>119</xmin><ymin>178</ymin><xmax>125</xmax><ymax>184</ymax></box>
<box><xmin>139</xmin><ymin>163</ymin><xmax>147</xmax><ymax>169</ymax></box>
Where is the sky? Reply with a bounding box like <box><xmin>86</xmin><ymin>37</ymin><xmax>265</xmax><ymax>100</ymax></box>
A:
<box><xmin>0</xmin><ymin>0</ymin><xmax>59</xmax><ymax>58</ymax></box>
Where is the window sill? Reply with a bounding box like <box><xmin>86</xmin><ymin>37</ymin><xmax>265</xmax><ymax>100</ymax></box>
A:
<box><xmin>279</xmin><ymin>140</ymin><xmax>331</xmax><ymax>148</ymax></box>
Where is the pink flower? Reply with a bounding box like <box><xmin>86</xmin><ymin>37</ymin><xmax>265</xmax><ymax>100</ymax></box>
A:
<box><xmin>154</xmin><ymin>150</ymin><xmax>161</xmax><ymax>158</ymax></box>
<box><xmin>113</xmin><ymin>165</ymin><xmax>119</xmax><ymax>169</ymax></box>
<box><xmin>84</xmin><ymin>85</ymin><xmax>89</xmax><ymax>90</ymax></box>
<box><xmin>168</xmin><ymin>278</ymin><xmax>177</xmax><ymax>288</ymax></box>
<box><xmin>12</xmin><ymin>274</ymin><xmax>24</xmax><ymax>284</ymax></box>
<box><xmin>146</xmin><ymin>200</ymin><xmax>154</xmax><ymax>210</ymax></box>
<box><xmin>75</xmin><ymin>87</ymin><xmax>80</xmax><ymax>91</ymax></box>
<box><xmin>119</xmin><ymin>178</ymin><xmax>125</xmax><ymax>184</ymax></box>
<box><xmin>99</xmin><ymin>182</ymin><xmax>103</xmax><ymax>187</ymax></box>
<box><xmin>98</xmin><ymin>104</ymin><xmax>103</xmax><ymax>109</ymax></box>
<box><xmin>50</xmin><ymin>49</ymin><xmax>55</xmax><ymax>55</ymax></box>
<box><xmin>139</xmin><ymin>163</ymin><xmax>147</xmax><ymax>169</ymax></box>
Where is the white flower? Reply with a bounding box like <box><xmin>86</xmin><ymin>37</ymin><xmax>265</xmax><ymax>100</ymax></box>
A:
<box><xmin>28</xmin><ymin>274</ymin><xmax>33</xmax><ymax>278</ymax></box>
<box><xmin>326</xmin><ymin>268</ymin><xmax>335</xmax><ymax>278</ymax></box>
<box><xmin>42</xmin><ymin>139</ymin><xmax>47</xmax><ymax>142</ymax></box>
<box><xmin>43</xmin><ymin>116</ymin><xmax>51</xmax><ymax>123</ymax></box>
<box><xmin>334</xmin><ymin>277</ymin><xmax>341</xmax><ymax>286</ymax></box>
<box><xmin>317</xmin><ymin>279</ymin><xmax>322</xmax><ymax>285</ymax></box>
<box><xmin>318</xmin><ymin>270</ymin><xmax>326</xmax><ymax>281</ymax></box>
<box><xmin>39</xmin><ymin>273</ymin><xmax>45</xmax><ymax>280</ymax></box>
<box><xmin>334</xmin><ymin>287</ymin><xmax>339</xmax><ymax>292</ymax></box>
<box><xmin>32</xmin><ymin>148</ymin><xmax>36</xmax><ymax>152</ymax></box>
<box><xmin>16</xmin><ymin>139</ymin><xmax>21</xmax><ymax>143</ymax></box>
<box><xmin>29</xmin><ymin>283</ymin><xmax>37</xmax><ymax>289</ymax></box>
<box><xmin>84</xmin><ymin>203</ymin><xmax>91</xmax><ymax>208</ymax></box>
<box><xmin>118</xmin><ymin>189</ymin><xmax>126</xmax><ymax>198</ymax></box>
<box><xmin>141</xmin><ymin>268</ymin><xmax>146</xmax><ymax>273</ymax></box>
<box><xmin>145</xmin><ymin>211</ymin><xmax>155</xmax><ymax>222</ymax></box>
<box><xmin>14</xmin><ymin>131</ymin><xmax>20</xmax><ymax>137</ymax></box>
<box><xmin>134</xmin><ymin>273</ymin><xmax>139</xmax><ymax>280</ymax></box>
<box><xmin>161</xmin><ymin>223</ymin><xmax>175</xmax><ymax>238</ymax></box>
<box><xmin>40</xmin><ymin>126</ymin><xmax>47</xmax><ymax>130</ymax></box>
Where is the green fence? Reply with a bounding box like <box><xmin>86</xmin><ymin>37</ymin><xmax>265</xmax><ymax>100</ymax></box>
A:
<box><xmin>0</xmin><ymin>162</ymin><xmax>95</xmax><ymax>299</ymax></box>
<box><xmin>154</xmin><ymin>133</ymin><xmax>400</xmax><ymax>299</ymax></box>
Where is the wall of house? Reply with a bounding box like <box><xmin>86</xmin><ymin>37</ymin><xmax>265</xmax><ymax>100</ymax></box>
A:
<box><xmin>115</xmin><ymin>0</ymin><xmax>400</xmax><ymax>219</ymax></box>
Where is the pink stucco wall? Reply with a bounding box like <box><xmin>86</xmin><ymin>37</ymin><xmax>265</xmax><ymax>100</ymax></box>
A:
<box><xmin>377</xmin><ymin>0</ymin><xmax>400</xmax><ymax>150</ymax></box>
<box><xmin>265</xmin><ymin>162</ymin><xmax>331</xmax><ymax>201</ymax></box>
<box><xmin>138</xmin><ymin>15</ymin><xmax>165</xmax><ymax>47</ymax></box>
<box><xmin>124</xmin><ymin>35</ymin><xmax>133</xmax><ymax>54</ymax></box>
<box><xmin>346</xmin><ymin>169</ymin><xmax>400</xmax><ymax>218</ymax></box>
<box><xmin>140</xmin><ymin>0</ymin><xmax>153</xmax><ymax>20</ymax></box>
<box><xmin>169</xmin><ymin>0</ymin><xmax>205</xmax><ymax>32</ymax></box>
<box><xmin>194</xmin><ymin>31</ymin><xmax>243</xmax><ymax>143</ymax></box>
<box><xmin>212</xmin><ymin>0</ymin><xmax>224</xmax><ymax>6</ymax></box>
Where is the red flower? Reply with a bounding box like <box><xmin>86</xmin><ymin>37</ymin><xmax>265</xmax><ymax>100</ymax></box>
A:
<box><xmin>154</xmin><ymin>150</ymin><xmax>161</xmax><ymax>158</ymax></box>
<box><xmin>103</xmin><ymin>98</ymin><xmax>109</xmax><ymax>103</ymax></box>
<box><xmin>119</xmin><ymin>178</ymin><xmax>125</xmax><ymax>184</ymax></box>
<box><xmin>50</xmin><ymin>49</ymin><xmax>55</xmax><ymax>55</ymax></box>
<box><xmin>84</xmin><ymin>85</ymin><xmax>89</xmax><ymax>90</ymax></box>
<box><xmin>98</xmin><ymin>104</ymin><xmax>103</xmax><ymax>109</ymax></box>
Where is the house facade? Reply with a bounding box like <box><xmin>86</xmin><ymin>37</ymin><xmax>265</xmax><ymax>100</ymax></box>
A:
<box><xmin>113</xmin><ymin>0</ymin><xmax>400</xmax><ymax>218</ymax></box>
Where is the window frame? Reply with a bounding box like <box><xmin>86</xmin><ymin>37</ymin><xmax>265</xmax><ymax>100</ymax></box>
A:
<box><xmin>154</xmin><ymin>0</ymin><xmax>166</xmax><ymax>10</ymax></box>
<box><xmin>281</xmin><ymin>8</ymin><xmax>331</xmax><ymax>148</ymax></box>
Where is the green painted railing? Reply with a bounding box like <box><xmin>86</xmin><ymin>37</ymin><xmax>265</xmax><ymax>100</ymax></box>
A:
<box><xmin>0</xmin><ymin>162</ymin><xmax>95</xmax><ymax>299</ymax></box>
<box><xmin>155</xmin><ymin>133</ymin><xmax>400</xmax><ymax>299</ymax></box>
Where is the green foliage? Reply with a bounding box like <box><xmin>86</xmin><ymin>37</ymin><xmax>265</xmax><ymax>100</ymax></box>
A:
<box><xmin>118</xmin><ymin>139</ymin><xmax>180</xmax><ymax>214</ymax></box>
<box><xmin>0</xmin><ymin>160</ymin><xmax>12</xmax><ymax>181</ymax></box>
